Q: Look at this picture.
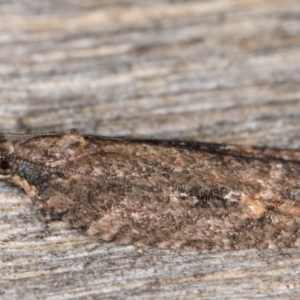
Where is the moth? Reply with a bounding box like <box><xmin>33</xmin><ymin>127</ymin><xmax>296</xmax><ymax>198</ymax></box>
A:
<box><xmin>1</xmin><ymin>129</ymin><xmax>300</xmax><ymax>251</ymax></box>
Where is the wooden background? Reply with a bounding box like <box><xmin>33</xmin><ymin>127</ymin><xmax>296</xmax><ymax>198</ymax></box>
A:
<box><xmin>1</xmin><ymin>0</ymin><xmax>300</xmax><ymax>299</ymax></box>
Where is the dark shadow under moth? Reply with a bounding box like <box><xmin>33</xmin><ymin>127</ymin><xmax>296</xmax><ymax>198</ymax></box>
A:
<box><xmin>1</xmin><ymin>129</ymin><xmax>300</xmax><ymax>251</ymax></box>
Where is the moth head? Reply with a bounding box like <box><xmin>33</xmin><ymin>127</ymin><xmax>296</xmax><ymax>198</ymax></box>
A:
<box><xmin>0</xmin><ymin>140</ymin><xmax>14</xmax><ymax>177</ymax></box>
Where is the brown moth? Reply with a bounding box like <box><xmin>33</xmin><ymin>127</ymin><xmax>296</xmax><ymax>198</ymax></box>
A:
<box><xmin>1</xmin><ymin>129</ymin><xmax>300</xmax><ymax>251</ymax></box>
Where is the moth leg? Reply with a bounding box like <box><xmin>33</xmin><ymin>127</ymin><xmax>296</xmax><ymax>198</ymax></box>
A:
<box><xmin>11</xmin><ymin>174</ymin><xmax>53</xmax><ymax>227</ymax></box>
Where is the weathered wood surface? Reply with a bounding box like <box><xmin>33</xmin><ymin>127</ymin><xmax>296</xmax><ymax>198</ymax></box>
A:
<box><xmin>1</xmin><ymin>0</ymin><xmax>300</xmax><ymax>299</ymax></box>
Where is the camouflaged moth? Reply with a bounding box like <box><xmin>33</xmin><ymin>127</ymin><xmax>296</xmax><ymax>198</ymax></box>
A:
<box><xmin>1</xmin><ymin>129</ymin><xmax>300</xmax><ymax>250</ymax></box>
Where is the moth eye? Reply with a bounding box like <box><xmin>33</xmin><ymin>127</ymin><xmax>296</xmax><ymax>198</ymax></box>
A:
<box><xmin>0</xmin><ymin>142</ymin><xmax>14</xmax><ymax>175</ymax></box>
<box><xmin>0</xmin><ymin>159</ymin><xmax>12</xmax><ymax>175</ymax></box>
<box><xmin>0</xmin><ymin>149</ymin><xmax>12</xmax><ymax>175</ymax></box>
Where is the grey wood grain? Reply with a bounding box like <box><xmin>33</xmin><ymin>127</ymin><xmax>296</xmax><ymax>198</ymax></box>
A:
<box><xmin>1</xmin><ymin>0</ymin><xmax>300</xmax><ymax>299</ymax></box>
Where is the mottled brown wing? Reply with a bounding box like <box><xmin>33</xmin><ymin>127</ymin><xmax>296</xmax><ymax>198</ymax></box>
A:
<box><xmin>40</xmin><ymin>176</ymin><xmax>300</xmax><ymax>250</ymax></box>
<box><xmin>10</xmin><ymin>131</ymin><xmax>300</xmax><ymax>250</ymax></box>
